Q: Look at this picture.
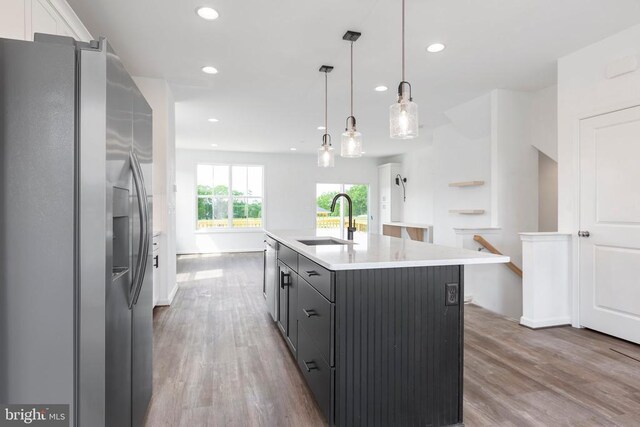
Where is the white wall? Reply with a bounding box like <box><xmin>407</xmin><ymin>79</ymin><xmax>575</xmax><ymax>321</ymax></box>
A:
<box><xmin>492</xmin><ymin>89</ymin><xmax>539</xmax><ymax>268</ymax></box>
<box><xmin>433</xmin><ymin>125</ymin><xmax>492</xmax><ymax>247</ymax></box>
<box><xmin>133</xmin><ymin>77</ymin><xmax>178</xmax><ymax>305</ymax></box>
<box><xmin>530</xmin><ymin>85</ymin><xmax>558</xmax><ymax>161</ymax></box>
<box><xmin>558</xmin><ymin>23</ymin><xmax>640</xmax><ymax>326</ymax></box>
<box><xmin>538</xmin><ymin>152</ymin><xmax>558</xmax><ymax>232</ymax></box>
<box><xmin>531</xmin><ymin>86</ymin><xmax>559</xmax><ymax>233</ymax></box>
<box><xmin>0</xmin><ymin>0</ymin><xmax>91</xmax><ymax>42</ymax></box>
<box><xmin>386</xmin><ymin>89</ymin><xmax>552</xmax><ymax>319</ymax></box>
<box><xmin>1</xmin><ymin>0</ymin><xmax>27</xmax><ymax>40</ymax></box>
<box><xmin>176</xmin><ymin>149</ymin><xmax>380</xmax><ymax>254</ymax></box>
<box><xmin>396</xmin><ymin>146</ymin><xmax>435</xmax><ymax>226</ymax></box>
<box><xmin>382</xmin><ymin>147</ymin><xmax>435</xmax><ymax>227</ymax></box>
<box><xmin>471</xmin><ymin>90</ymin><xmax>539</xmax><ymax>319</ymax></box>
<box><xmin>382</xmin><ymin>94</ymin><xmax>493</xmax><ymax>247</ymax></box>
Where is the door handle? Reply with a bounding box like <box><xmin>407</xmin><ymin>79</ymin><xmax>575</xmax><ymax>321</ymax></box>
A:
<box><xmin>280</xmin><ymin>272</ymin><xmax>292</xmax><ymax>288</ymax></box>
<box><xmin>130</xmin><ymin>150</ymin><xmax>150</xmax><ymax>308</ymax></box>
<box><xmin>578</xmin><ymin>231</ymin><xmax>591</xmax><ymax>238</ymax></box>
<box><xmin>303</xmin><ymin>309</ymin><xmax>318</xmax><ymax>318</ymax></box>
<box><xmin>129</xmin><ymin>151</ymin><xmax>145</xmax><ymax>308</ymax></box>
<box><xmin>154</xmin><ymin>255</ymin><xmax>159</xmax><ymax>268</ymax></box>
<box><xmin>305</xmin><ymin>270</ymin><xmax>320</xmax><ymax>277</ymax></box>
<box><xmin>132</xmin><ymin>150</ymin><xmax>150</xmax><ymax>306</ymax></box>
<box><xmin>303</xmin><ymin>360</ymin><xmax>319</xmax><ymax>372</ymax></box>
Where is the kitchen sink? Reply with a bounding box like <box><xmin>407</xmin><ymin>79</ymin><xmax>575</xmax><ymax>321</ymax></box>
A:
<box><xmin>297</xmin><ymin>238</ymin><xmax>349</xmax><ymax>246</ymax></box>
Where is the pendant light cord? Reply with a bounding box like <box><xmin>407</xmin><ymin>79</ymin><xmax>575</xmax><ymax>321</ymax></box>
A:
<box><xmin>402</xmin><ymin>0</ymin><xmax>405</xmax><ymax>82</ymax></box>
<box><xmin>350</xmin><ymin>41</ymin><xmax>354</xmax><ymax>117</ymax></box>
<box><xmin>324</xmin><ymin>71</ymin><xmax>328</xmax><ymax>136</ymax></box>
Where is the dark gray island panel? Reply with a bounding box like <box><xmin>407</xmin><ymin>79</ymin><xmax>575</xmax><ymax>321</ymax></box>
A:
<box><xmin>334</xmin><ymin>266</ymin><xmax>463</xmax><ymax>427</ymax></box>
<box><xmin>268</xmin><ymin>236</ymin><xmax>467</xmax><ymax>427</ymax></box>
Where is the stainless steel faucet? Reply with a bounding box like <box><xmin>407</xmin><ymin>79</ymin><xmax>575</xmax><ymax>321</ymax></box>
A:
<box><xmin>331</xmin><ymin>193</ymin><xmax>357</xmax><ymax>240</ymax></box>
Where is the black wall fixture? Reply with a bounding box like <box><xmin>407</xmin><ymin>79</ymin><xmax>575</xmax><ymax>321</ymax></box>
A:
<box><xmin>395</xmin><ymin>174</ymin><xmax>407</xmax><ymax>201</ymax></box>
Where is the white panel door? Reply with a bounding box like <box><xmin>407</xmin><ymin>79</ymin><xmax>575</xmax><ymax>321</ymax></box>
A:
<box><xmin>580</xmin><ymin>106</ymin><xmax>640</xmax><ymax>344</ymax></box>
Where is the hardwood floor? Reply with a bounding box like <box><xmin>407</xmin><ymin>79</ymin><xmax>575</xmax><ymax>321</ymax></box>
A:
<box><xmin>145</xmin><ymin>253</ymin><xmax>640</xmax><ymax>427</ymax></box>
<box><xmin>464</xmin><ymin>305</ymin><xmax>640</xmax><ymax>426</ymax></box>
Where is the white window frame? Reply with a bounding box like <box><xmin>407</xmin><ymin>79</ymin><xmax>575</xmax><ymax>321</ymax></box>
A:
<box><xmin>195</xmin><ymin>163</ymin><xmax>265</xmax><ymax>233</ymax></box>
<box><xmin>315</xmin><ymin>183</ymin><xmax>370</xmax><ymax>236</ymax></box>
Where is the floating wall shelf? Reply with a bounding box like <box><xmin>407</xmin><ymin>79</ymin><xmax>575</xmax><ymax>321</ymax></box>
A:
<box><xmin>449</xmin><ymin>209</ymin><xmax>485</xmax><ymax>215</ymax></box>
<box><xmin>449</xmin><ymin>181</ymin><xmax>485</xmax><ymax>187</ymax></box>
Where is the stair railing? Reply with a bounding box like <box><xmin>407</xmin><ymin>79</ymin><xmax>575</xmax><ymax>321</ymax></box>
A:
<box><xmin>473</xmin><ymin>235</ymin><xmax>523</xmax><ymax>278</ymax></box>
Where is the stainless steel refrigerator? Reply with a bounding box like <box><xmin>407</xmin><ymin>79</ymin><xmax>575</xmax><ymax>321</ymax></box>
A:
<box><xmin>0</xmin><ymin>34</ymin><xmax>153</xmax><ymax>427</ymax></box>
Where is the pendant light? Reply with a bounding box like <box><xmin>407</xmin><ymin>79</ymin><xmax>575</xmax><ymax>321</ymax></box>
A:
<box><xmin>390</xmin><ymin>0</ymin><xmax>418</xmax><ymax>139</ymax></box>
<box><xmin>341</xmin><ymin>31</ymin><xmax>363</xmax><ymax>158</ymax></box>
<box><xmin>318</xmin><ymin>65</ymin><xmax>335</xmax><ymax>168</ymax></box>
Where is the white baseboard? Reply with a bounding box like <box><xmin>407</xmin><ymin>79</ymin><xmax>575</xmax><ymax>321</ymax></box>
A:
<box><xmin>520</xmin><ymin>316</ymin><xmax>571</xmax><ymax>329</ymax></box>
<box><xmin>155</xmin><ymin>283</ymin><xmax>178</xmax><ymax>307</ymax></box>
<box><xmin>464</xmin><ymin>295</ymin><xmax>473</xmax><ymax>304</ymax></box>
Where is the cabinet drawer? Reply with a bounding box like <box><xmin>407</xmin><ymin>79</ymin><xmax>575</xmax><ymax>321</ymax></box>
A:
<box><xmin>298</xmin><ymin>277</ymin><xmax>334</xmax><ymax>366</ymax></box>
<box><xmin>297</xmin><ymin>325</ymin><xmax>333</xmax><ymax>422</ymax></box>
<box><xmin>278</xmin><ymin>244</ymin><xmax>298</xmax><ymax>271</ymax></box>
<box><xmin>298</xmin><ymin>256</ymin><xmax>334</xmax><ymax>301</ymax></box>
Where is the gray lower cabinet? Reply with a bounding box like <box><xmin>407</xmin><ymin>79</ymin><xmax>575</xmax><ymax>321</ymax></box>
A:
<box><xmin>271</xmin><ymin>242</ymin><xmax>464</xmax><ymax>427</ymax></box>
<box><xmin>297</xmin><ymin>323</ymin><xmax>334</xmax><ymax>421</ymax></box>
<box><xmin>277</xmin><ymin>260</ymin><xmax>297</xmax><ymax>353</ymax></box>
<box><xmin>297</xmin><ymin>277</ymin><xmax>334</xmax><ymax>367</ymax></box>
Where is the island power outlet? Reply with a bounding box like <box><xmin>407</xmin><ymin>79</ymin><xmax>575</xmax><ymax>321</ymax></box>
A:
<box><xmin>445</xmin><ymin>283</ymin><xmax>459</xmax><ymax>306</ymax></box>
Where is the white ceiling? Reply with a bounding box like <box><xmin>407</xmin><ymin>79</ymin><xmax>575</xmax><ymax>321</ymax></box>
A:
<box><xmin>68</xmin><ymin>0</ymin><xmax>640</xmax><ymax>157</ymax></box>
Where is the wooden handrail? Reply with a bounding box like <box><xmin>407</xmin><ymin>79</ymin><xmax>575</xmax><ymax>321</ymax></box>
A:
<box><xmin>473</xmin><ymin>235</ymin><xmax>523</xmax><ymax>278</ymax></box>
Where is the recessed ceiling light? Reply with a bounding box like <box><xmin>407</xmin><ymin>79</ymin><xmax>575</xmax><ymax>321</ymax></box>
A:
<box><xmin>375</xmin><ymin>86</ymin><xmax>388</xmax><ymax>92</ymax></box>
<box><xmin>208</xmin><ymin>118</ymin><xmax>219</xmax><ymax>122</ymax></box>
<box><xmin>317</xmin><ymin>126</ymin><xmax>326</xmax><ymax>130</ymax></box>
<box><xmin>211</xmin><ymin>143</ymin><xmax>218</xmax><ymax>147</ymax></box>
<box><xmin>290</xmin><ymin>148</ymin><xmax>297</xmax><ymax>151</ymax></box>
<box><xmin>196</xmin><ymin>7</ymin><xmax>219</xmax><ymax>20</ymax></box>
<box><xmin>426</xmin><ymin>43</ymin><xmax>445</xmax><ymax>53</ymax></box>
<box><xmin>202</xmin><ymin>66</ymin><xmax>218</xmax><ymax>74</ymax></box>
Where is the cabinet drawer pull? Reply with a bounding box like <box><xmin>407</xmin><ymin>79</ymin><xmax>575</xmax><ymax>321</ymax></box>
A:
<box><xmin>305</xmin><ymin>270</ymin><xmax>320</xmax><ymax>277</ymax></box>
<box><xmin>153</xmin><ymin>255</ymin><xmax>159</xmax><ymax>268</ymax></box>
<box><xmin>280</xmin><ymin>272</ymin><xmax>292</xmax><ymax>288</ymax></box>
<box><xmin>303</xmin><ymin>360</ymin><xmax>318</xmax><ymax>372</ymax></box>
<box><xmin>303</xmin><ymin>309</ymin><xmax>318</xmax><ymax>318</ymax></box>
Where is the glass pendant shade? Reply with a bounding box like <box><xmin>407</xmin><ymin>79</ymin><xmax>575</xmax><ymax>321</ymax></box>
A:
<box><xmin>318</xmin><ymin>66</ymin><xmax>335</xmax><ymax>168</ymax></box>
<box><xmin>341</xmin><ymin>129</ymin><xmax>363</xmax><ymax>157</ymax></box>
<box><xmin>390</xmin><ymin>99</ymin><xmax>418</xmax><ymax>139</ymax></box>
<box><xmin>341</xmin><ymin>34</ymin><xmax>364</xmax><ymax>158</ymax></box>
<box><xmin>318</xmin><ymin>140</ymin><xmax>335</xmax><ymax>168</ymax></box>
<box><xmin>390</xmin><ymin>0</ymin><xmax>419</xmax><ymax>140</ymax></box>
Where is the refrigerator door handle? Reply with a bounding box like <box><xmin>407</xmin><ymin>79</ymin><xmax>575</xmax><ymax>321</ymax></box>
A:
<box><xmin>129</xmin><ymin>151</ymin><xmax>149</xmax><ymax>309</ymax></box>
<box><xmin>132</xmin><ymin>151</ymin><xmax>150</xmax><ymax>307</ymax></box>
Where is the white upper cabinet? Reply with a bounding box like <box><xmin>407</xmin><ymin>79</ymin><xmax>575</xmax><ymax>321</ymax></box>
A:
<box><xmin>0</xmin><ymin>0</ymin><xmax>91</xmax><ymax>42</ymax></box>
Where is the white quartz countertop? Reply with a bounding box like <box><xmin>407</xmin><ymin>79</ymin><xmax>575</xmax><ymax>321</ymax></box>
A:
<box><xmin>266</xmin><ymin>229</ymin><xmax>510</xmax><ymax>271</ymax></box>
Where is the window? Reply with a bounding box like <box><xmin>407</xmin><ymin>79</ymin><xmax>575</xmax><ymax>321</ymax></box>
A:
<box><xmin>197</xmin><ymin>164</ymin><xmax>264</xmax><ymax>230</ymax></box>
<box><xmin>316</xmin><ymin>183</ymin><xmax>369</xmax><ymax>237</ymax></box>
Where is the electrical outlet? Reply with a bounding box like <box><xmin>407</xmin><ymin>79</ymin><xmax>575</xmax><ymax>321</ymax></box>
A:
<box><xmin>445</xmin><ymin>283</ymin><xmax>459</xmax><ymax>306</ymax></box>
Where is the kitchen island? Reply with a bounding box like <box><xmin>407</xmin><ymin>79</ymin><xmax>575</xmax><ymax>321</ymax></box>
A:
<box><xmin>264</xmin><ymin>230</ymin><xmax>509</xmax><ymax>427</ymax></box>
